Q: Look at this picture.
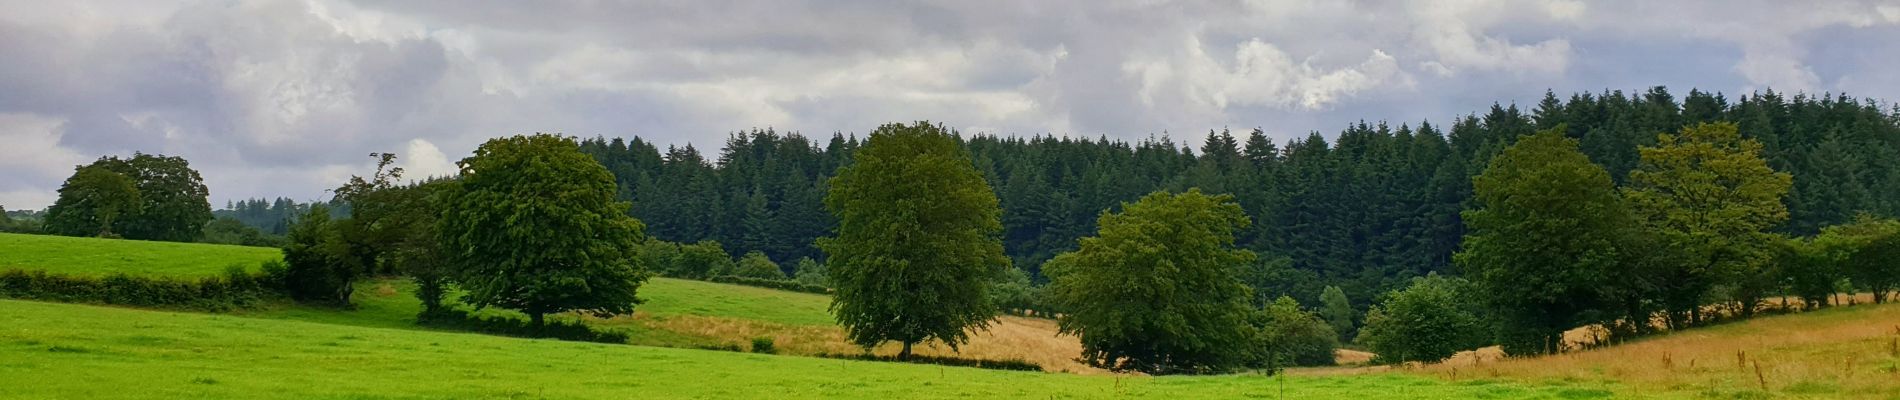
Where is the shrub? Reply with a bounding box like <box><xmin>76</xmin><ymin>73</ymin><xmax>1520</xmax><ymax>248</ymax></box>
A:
<box><xmin>734</xmin><ymin>251</ymin><xmax>787</xmax><ymax>280</ymax></box>
<box><xmin>0</xmin><ymin>265</ymin><xmax>282</xmax><ymax>311</ymax></box>
<box><xmin>415</xmin><ymin>308</ymin><xmax>629</xmax><ymax>344</ymax></box>
<box><xmin>792</xmin><ymin>257</ymin><xmax>829</xmax><ymax>288</ymax></box>
<box><xmin>708</xmin><ymin>275</ymin><xmax>830</xmax><ymax>294</ymax></box>
<box><xmin>674</xmin><ymin>240</ymin><xmax>735</xmax><ymax>279</ymax></box>
<box><xmin>1357</xmin><ymin>274</ymin><xmax>1488</xmax><ymax>364</ymax></box>
<box><xmin>750</xmin><ymin>337</ymin><xmax>776</xmax><ymax>354</ymax></box>
<box><xmin>1252</xmin><ymin>296</ymin><xmax>1339</xmax><ymax>371</ymax></box>
<box><xmin>695</xmin><ymin>343</ymin><xmax>745</xmax><ymax>352</ymax></box>
<box><xmin>813</xmin><ymin>352</ymin><xmax>1042</xmax><ymax>372</ymax></box>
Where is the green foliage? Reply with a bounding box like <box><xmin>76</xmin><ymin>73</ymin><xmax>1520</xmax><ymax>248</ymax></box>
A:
<box><xmin>990</xmin><ymin>266</ymin><xmax>1040</xmax><ymax>315</ymax></box>
<box><xmin>812</xmin><ymin>352</ymin><xmax>1043</xmax><ymax>372</ymax></box>
<box><xmin>1813</xmin><ymin>215</ymin><xmax>1900</xmax><ymax>303</ymax></box>
<box><xmin>1253</xmin><ymin>296</ymin><xmax>1339</xmax><ymax>371</ymax></box>
<box><xmin>791</xmin><ymin>257</ymin><xmax>828</xmax><ymax>288</ymax></box>
<box><xmin>46</xmin><ymin>154</ymin><xmax>212</xmax><ymax>242</ymax></box>
<box><xmin>281</xmin><ymin>204</ymin><xmax>358</xmax><ymax>307</ymax></box>
<box><xmin>1624</xmin><ymin>122</ymin><xmax>1792</xmax><ymax>324</ymax></box>
<box><xmin>819</xmin><ymin>122</ymin><xmax>1008</xmax><ymax>359</ymax></box>
<box><xmin>1357</xmin><ymin>274</ymin><xmax>1487</xmax><ymax>364</ymax></box>
<box><xmin>0</xmin><ymin>205</ymin><xmax>42</xmax><ymax>233</ymax></box>
<box><xmin>733</xmin><ymin>251</ymin><xmax>786</xmax><ymax>280</ymax></box>
<box><xmin>438</xmin><ymin>134</ymin><xmax>650</xmax><ymax>325</ymax></box>
<box><xmin>1319</xmin><ymin>285</ymin><xmax>1356</xmax><ymax>342</ymax></box>
<box><xmin>0</xmin><ymin>264</ymin><xmax>282</xmax><ymax>312</ymax></box>
<box><xmin>44</xmin><ymin>165</ymin><xmax>141</xmax><ymax>238</ymax></box>
<box><xmin>1459</xmin><ymin>130</ymin><xmax>1625</xmax><ymax>356</ymax></box>
<box><xmin>675</xmin><ymin>240</ymin><xmax>735</xmax><ymax>279</ymax></box>
<box><xmin>416</xmin><ymin>307</ymin><xmax>629</xmax><ymax>344</ymax></box>
<box><xmin>749</xmin><ymin>337</ymin><xmax>776</xmax><ymax>354</ymax></box>
<box><xmin>706</xmin><ymin>275</ymin><xmax>828</xmax><ymax>294</ymax></box>
<box><xmin>1776</xmin><ymin>236</ymin><xmax>1839</xmax><ymax>310</ymax></box>
<box><xmin>580</xmin><ymin>89</ymin><xmax>1900</xmax><ymax>316</ymax></box>
<box><xmin>1044</xmin><ymin>189</ymin><xmax>1257</xmax><ymax>374</ymax></box>
<box><xmin>200</xmin><ymin>217</ymin><xmax>284</xmax><ymax>247</ymax></box>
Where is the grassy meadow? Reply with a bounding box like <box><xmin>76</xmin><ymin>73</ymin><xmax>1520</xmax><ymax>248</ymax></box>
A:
<box><xmin>0</xmin><ymin>232</ymin><xmax>281</xmax><ymax>278</ymax></box>
<box><xmin>12</xmin><ymin>233</ymin><xmax>1900</xmax><ymax>398</ymax></box>
<box><xmin>1411</xmin><ymin>303</ymin><xmax>1900</xmax><ymax>399</ymax></box>
<box><xmin>0</xmin><ymin>299</ymin><xmax>1628</xmax><ymax>399</ymax></box>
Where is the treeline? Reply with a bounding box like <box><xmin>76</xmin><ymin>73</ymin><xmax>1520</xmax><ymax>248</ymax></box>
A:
<box><xmin>578</xmin><ymin>87</ymin><xmax>1900</xmax><ymax>308</ymax></box>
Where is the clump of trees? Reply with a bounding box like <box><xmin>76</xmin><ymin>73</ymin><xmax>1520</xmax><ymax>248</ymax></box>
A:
<box><xmin>820</xmin><ymin>121</ymin><xmax>1009</xmax><ymax>360</ymax></box>
<box><xmin>1041</xmin><ymin>189</ymin><xmax>1336</xmax><ymax>374</ymax></box>
<box><xmin>45</xmin><ymin>153</ymin><xmax>213</xmax><ymax>241</ymax></box>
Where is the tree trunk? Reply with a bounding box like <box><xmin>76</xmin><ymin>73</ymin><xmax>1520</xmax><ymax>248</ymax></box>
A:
<box><xmin>899</xmin><ymin>341</ymin><xmax>914</xmax><ymax>360</ymax></box>
<box><xmin>530</xmin><ymin>312</ymin><xmax>545</xmax><ymax>327</ymax></box>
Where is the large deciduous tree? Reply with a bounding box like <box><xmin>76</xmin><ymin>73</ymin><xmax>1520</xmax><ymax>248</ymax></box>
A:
<box><xmin>1044</xmin><ymin>189</ymin><xmax>1257</xmax><ymax>374</ymax></box>
<box><xmin>819</xmin><ymin>121</ymin><xmax>1008</xmax><ymax>360</ymax></box>
<box><xmin>1623</xmin><ymin>122</ymin><xmax>1791</xmax><ymax>326</ymax></box>
<box><xmin>439</xmin><ymin>134</ymin><xmax>650</xmax><ymax>326</ymax></box>
<box><xmin>1458</xmin><ymin>130</ymin><xmax>1624</xmax><ymax>356</ymax></box>
<box><xmin>44</xmin><ymin>165</ymin><xmax>142</xmax><ymax>238</ymax></box>
<box><xmin>45</xmin><ymin>154</ymin><xmax>211</xmax><ymax>241</ymax></box>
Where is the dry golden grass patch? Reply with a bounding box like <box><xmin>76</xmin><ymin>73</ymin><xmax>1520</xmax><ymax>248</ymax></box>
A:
<box><xmin>595</xmin><ymin>311</ymin><xmax>1108</xmax><ymax>373</ymax></box>
<box><xmin>1417</xmin><ymin>303</ymin><xmax>1900</xmax><ymax>399</ymax></box>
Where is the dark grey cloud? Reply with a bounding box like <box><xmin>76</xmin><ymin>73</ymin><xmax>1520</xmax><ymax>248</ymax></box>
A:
<box><xmin>1</xmin><ymin>0</ymin><xmax>1898</xmax><ymax>209</ymax></box>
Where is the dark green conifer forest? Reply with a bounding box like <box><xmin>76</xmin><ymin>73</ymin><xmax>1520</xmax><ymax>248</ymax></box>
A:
<box><xmin>571</xmin><ymin>88</ymin><xmax>1900</xmax><ymax>307</ymax></box>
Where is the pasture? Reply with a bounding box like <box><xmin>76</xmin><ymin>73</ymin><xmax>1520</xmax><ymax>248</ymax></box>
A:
<box><xmin>0</xmin><ymin>299</ymin><xmax>1628</xmax><ymax>399</ymax></box>
<box><xmin>0</xmin><ymin>232</ymin><xmax>280</xmax><ymax>278</ymax></box>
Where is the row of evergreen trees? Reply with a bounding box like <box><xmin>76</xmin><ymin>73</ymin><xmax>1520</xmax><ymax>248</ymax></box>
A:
<box><xmin>577</xmin><ymin>87</ymin><xmax>1900</xmax><ymax>309</ymax></box>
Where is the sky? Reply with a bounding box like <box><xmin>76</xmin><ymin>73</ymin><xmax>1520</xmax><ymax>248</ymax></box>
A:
<box><xmin>3</xmin><ymin>0</ymin><xmax>1900</xmax><ymax>210</ymax></box>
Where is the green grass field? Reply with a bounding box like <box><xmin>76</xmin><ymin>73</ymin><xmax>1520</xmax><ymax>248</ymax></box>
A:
<box><xmin>0</xmin><ymin>299</ymin><xmax>1629</xmax><ymax>399</ymax></box>
<box><xmin>0</xmin><ymin>232</ymin><xmax>280</xmax><ymax>278</ymax></box>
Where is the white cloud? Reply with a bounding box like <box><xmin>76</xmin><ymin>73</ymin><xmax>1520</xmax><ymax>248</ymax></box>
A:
<box><xmin>399</xmin><ymin>138</ymin><xmax>457</xmax><ymax>180</ymax></box>
<box><xmin>1</xmin><ymin>0</ymin><xmax>1898</xmax><ymax>209</ymax></box>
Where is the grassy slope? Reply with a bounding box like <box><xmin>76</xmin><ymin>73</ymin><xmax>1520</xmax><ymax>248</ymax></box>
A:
<box><xmin>0</xmin><ymin>300</ymin><xmax>1623</xmax><ymax>399</ymax></box>
<box><xmin>0</xmin><ymin>233</ymin><xmax>280</xmax><ymax>278</ymax></box>
<box><xmin>1419</xmin><ymin>302</ymin><xmax>1900</xmax><ymax>400</ymax></box>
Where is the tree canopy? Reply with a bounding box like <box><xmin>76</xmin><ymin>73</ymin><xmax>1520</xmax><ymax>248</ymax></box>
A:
<box><xmin>439</xmin><ymin>134</ymin><xmax>650</xmax><ymax>326</ymax></box>
<box><xmin>44</xmin><ymin>165</ymin><xmax>141</xmax><ymax>238</ymax></box>
<box><xmin>1623</xmin><ymin>122</ymin><xmax>1792</xmax><ymax>324</ymax></box>
<box><xmin>45</xmin><ymin>154</ymin><xmax>211</xmax><ymax>241</ymax></box>
<box><xmin>1044</xmin><ymin>189</ymin><xmax>1257</xmax><ymax>374</ymax></box>
<box><xmin>819</xmin><ymin>121</ymin><xmax>1008</xmax><ymax>359</ymax></box>
<box><xmin>1458</xmin><ymin>130</ymin><xmax>1625</xmax><ymax>356</ymax></box>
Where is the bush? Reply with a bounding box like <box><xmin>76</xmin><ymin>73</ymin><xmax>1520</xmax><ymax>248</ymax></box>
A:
<box><xmin>674</xmin><ymin>240</ymin><xmax>735</xmax><ymax>279</ymax></box>
<box><xmin>734</xmin><ymin>251</ymin><xmax>787</xmax><ymax>280</ymax></box>
<box><xmin>792</xmin><ymin>257</ymin><xmax>829</xmax><ymax>288</ymax></box>
<box><xmin>416</xmin><ymin>308</ymin><xmax>629</xmax><ymax>344</ymax></box>
<box><xmin>0</xmin><ymin>265</ymin><xmax>282</xmax><ymax>311</ymax></box>
<box><xmin>750</xmin><ymin>337</ymin><xmax>776</xmax><ymax>354</ymax></box>
<box><xmin>708</xmin><ymin>275</ymin><xmax>830</xmax><ymax>294</ymax></box>
<box><xmin>1251</xmin><ymin>296</ymin><xmax>1339</xmax><ymax>371</ymax></box>
<box><xmin>813</xmin><ymin>352</ymin><xmax>1042</xmax><ymax>372</ymax></box>
<box><xmin>1356</xmin><ymin>274</ymin><xmax>1488</xmax><ymax>364</ymax></box>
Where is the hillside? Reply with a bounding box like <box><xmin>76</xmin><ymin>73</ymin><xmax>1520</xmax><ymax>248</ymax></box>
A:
<box><xmin>0</xmin><ymin>234</ymin><xmax>1093</xmax><ymax>372</ymax></box>
<box><xmin>0</xmin><ymin>299</ymin><xmax>1622</xmax><ymax>399</ymax></box>
<box><xmin>1415</xmin><ymin>303</ymin><xmax>1900</xmax><ymax>399</ymax></box>
<box><xmin>0</xmin><ymin>233</ymin><xmax>281</xmax><ymax>277</ymax></box>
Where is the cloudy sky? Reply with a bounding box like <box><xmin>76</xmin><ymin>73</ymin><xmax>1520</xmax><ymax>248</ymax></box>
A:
<box><xmin>3</xmin><ymin>0</ymin><xmax>1899</xmax><ymax>210</ymax></box>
